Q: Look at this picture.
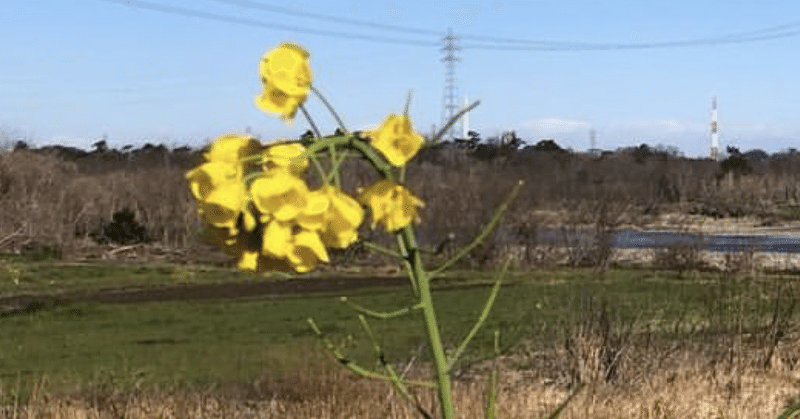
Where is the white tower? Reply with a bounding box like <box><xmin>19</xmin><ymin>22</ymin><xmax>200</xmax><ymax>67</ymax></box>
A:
<box><xmin>710</xmin><ymin>97</ymin><xmax>719</xmax><ymax>161</ymax></box>
<box><xmin>462</xmin><ymin>93</ymin><xmax>470</xmax><ymax>138</ymax></box>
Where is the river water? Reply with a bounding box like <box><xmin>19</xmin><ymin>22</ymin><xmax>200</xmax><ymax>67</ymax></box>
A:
<box><xmin>511</xmin><ymin>227</ymin><xmax>800</xmax><ymax>254</ymax></box>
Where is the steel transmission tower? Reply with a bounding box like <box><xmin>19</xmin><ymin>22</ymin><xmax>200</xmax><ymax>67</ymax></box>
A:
<box><xmin>441</xmin><ymin>28</ymin><xmax>460</xmax><ymax>140</ymax></box>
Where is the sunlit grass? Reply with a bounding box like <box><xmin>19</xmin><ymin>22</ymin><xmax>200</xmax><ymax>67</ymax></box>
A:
<box><xmin>1</xmin><ymin>261</ymin><xmax>797</xmax><ymax>406</ymax></box>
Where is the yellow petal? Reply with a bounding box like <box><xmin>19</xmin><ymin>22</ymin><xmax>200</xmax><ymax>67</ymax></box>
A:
<box><xmin>237</xmin><ymin>250</ymin><xmax>261</xmax><ymax>272</ymax></box>
<box><xmin>259</xmin><ymin>43</ymin><xmax>312</xmax><ymax>97</ymax></box>
<box><xmin>185</xmin><ymin>162</ymin><xmax>238</xmax><ymax>201</ymax></box>
<box><xmin>262</xmin><ymin>220</ymin><xmax>293</xmax><ymax>258</ymax></box>
<box><xmin>263</xmin><ymin>142</ymin><xmax>309</xmax><ymax>175</ymax></box>
<box><xmin>297</xmin><ymin>189</ymin><xmax>330</xmax><ymax>231</ymax></box>
<box><xmin>369</xmin><ymin>114</ymin><xmax>424</xmax><ymax>167</ymax></box>
<box><xmin>358</xmin><ymin>180</ymin><xmax>395</xmax><ymax>229</ymax></box>
<box><xmin>357</xmin><ymin>180</ymin><xmax>422</xmax><ymax>232</ymax></box>
<box><xmin>255</xmin><ymin>85</ymin><xmax>304</xmax><ymax>121</ymax></box>
<box><xmin>204</xmin><ymin>134</ymin><xmax>261</xmax><ymax>164</ymax></box>
<box><xmin>201</xmin><ymin>187</ymin><xmax>244</xmax><ymax>234</ymax></box>
<box><xmin>288</xmin><ymin>230</ymin><xmax>329</xmax><ymax>272</ymax></box>
<box><xmin>250</xmin><ymin>172</ymin><xmax>310</xmax><ymax>221</ymax></box>
<box><xmin>321</xmin><ymin>186</ymin><xmax>363</xmax><ymax>248</ymax></box>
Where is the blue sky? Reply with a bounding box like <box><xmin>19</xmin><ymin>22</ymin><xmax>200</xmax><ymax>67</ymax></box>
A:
<box><xmin>1</xmin><ymin>0</ymin><xmax>799</xmax><ymax>157</ymax></box>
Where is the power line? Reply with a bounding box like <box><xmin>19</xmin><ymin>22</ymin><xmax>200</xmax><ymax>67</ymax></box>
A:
<box><xmin>462</xmin><ymin>29</ymin><xmax>800</xmax><ymax>51</ymax></box>
<box><xmin>460</xmin><ymin>20</ymin><xmax>800</xmax><ymax>49</ymax></box>
<box><xmin>205</xmin><ymin>0</ymin><xmax>444</xmax><ymax>37</ymax></box>
<box><xmin>105</xmin><ymin>0</ymin><xmax>800</xmax><ymax>51</ymax></box>
<box><xmin>201</xmin><ymin>0</ymin><xmax>800</xmax><ymax>50</ymax></box>
<box><xmin>103</xmin><ymin>0</ymin><xmax>439</xmax><ymax>47</ymax></box>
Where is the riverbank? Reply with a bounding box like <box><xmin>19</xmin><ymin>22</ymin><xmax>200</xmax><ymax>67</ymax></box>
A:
<box><xmin>636</xmin><ymin>212</ymin><xmax>800</xmax><ymax>237</ymax></box>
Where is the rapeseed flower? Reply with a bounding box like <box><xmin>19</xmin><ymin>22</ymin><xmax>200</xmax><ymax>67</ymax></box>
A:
<box><xmin>368</xmin><ymin>114</ymin><xmax>423</xmax><ymax>167</ymax></box>
<box><xmin>262</xmin><ymin>142</ymin><xmax>309</xmax><ymax>176</ymax></box>
<box><xmin>262</xmin><ymin>220</ymin><xmax>329</xmax><ymax>273</ymax></box>
<box><xmin>358</xmin><ymin>180</ymin><xmax>423</xmax><ymax>232</ymax></box>
<box><xmin>259</xmin><ymin>43</ymin><xmax>312</xmax><ymax>97</ymax></box>
<box><xmin>255</xmin><ymin>85</ymin><xmax>305</xmax><ymax>121</ymax></box>
<box><xmin>256</xmin><ymin>43</ymin><xmax>312</xmax><ymax>121</ymax></box>
<box><xmin>319</xmin><ymin>185</ymin><xmax>363</xmax><ymax>248</ymax></box>
<box><xmin>198</xmin><ymin>187</ymin><xmax>245</xmax><ymax>234</ymax></box>
<box><xmin>204</xmin><ymin>134</ymin><xmax>261</xmax><ymax>165</ymax></box>
<box><xmin>185</xmin><ymin>161</ymin><xmax>238</xmax><ymax>203</ymax></box>
<box><xmin>250</xmin><ymin>171</ymin><xmax>310</xmax><ymax>222</ymax></box>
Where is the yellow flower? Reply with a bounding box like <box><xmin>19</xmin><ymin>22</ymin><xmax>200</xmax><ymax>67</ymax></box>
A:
<box><xmin>262</xmin><ymin>219</ymin><xmax>293</xmax><ymax>259</ymax></box>
<box><xmin>203</xmin><ymin>222</ymin><xmax>293</xmax><ymax>273</ymax></box>
<box><xmin>262</xmin><ymin>220</ymin><xmax>329</xmax><ymax>273</ymax></box>
<box><xmin>263</xmin><ymin>142</ymin><xmax>309</xmax><ymax>176</ymax></box>
<box><xmin>259</xmin><ymin>43</ymin><xmax>312</xmax><ymax>97</ymax></box>
<box><xmin>204</xmin><ymin>134</ymin><xmax>261</xmax><ymax>164</ymax></box>
<box><xmin>319</xmin><ymin>186</ymin><xmax>363</xmax><ymax>248</ymax></box>
<box><xmin>296</xmin><ymin>189</ymin><xmax>330</xmax><ymax>231</ymax></box>
<box><xmin>250</xmin><ymin>171</ymin><xmax>310</xmax><ymax>222</ymax></box>
<box><xmin>186</xmin><ymin>134</ymin><xmax>261</xmax><ymax>204</ymax></box>
<box><xmin>358</xmin><ymin>180</ymin><xmax>424</xmax><ymax>232</ymax></box>
<box><xmin>185</xmin><ymin>161</ymin><xmax>238</xmax><ymax>202</ymax></box>
<box><xmin>255</xmin><ymin>84</ymin><xmax>304</xmax><ymax>121</ymax></box>
<box><xmin>368</xmin><ymin>114</ymin><xmax>424</xmax><ymax>167</ymax></box>
<box><xmin>238</xmin><ymin>251</ymin><xmax>293</xmax><ymax>273</ymax></box>
<box><xmin>198</xmin><ymin>185</ymin><xmax>246</xmax><ymax>235</ymax></box>
<box><xmin>288</xmin><ymin>230</ymin><xmax>329</xmax><ymax>273</ymax></box>
<box><xmin>256</xmin><ymin>43</ymin><xmax>312</xmax><ymax>121</ymax></box>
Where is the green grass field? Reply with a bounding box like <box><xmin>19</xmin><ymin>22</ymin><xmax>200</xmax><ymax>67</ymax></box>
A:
<box><xmin>1</xmin><ymin>256</ymin><xmax>798</xmax><ymax>402</ymax></box>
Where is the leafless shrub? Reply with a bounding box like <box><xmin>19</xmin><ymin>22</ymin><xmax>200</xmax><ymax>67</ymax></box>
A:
<box><xmin>653</xmin><ymin>242</ymin><xmax>705</xmax><ymax>277</ymax></box>
<box><xmin>564</xmin><ymin>299</ymin><xmax>634</xmax><ymax>387</ymax></box>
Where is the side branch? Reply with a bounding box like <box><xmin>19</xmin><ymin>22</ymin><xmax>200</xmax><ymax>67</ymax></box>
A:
<box><xmin>307</xmin><ymin>318</ymin><xmax>436</xmax><ymax>389</ymax></box>
<box><xmin>340</xmin><ymin>297</ymin><xmax>422</xmax><ymax>320</ymax></box>
<box><xmin>432</xmin><ymin>180</ymin><xmax>523</xmax><ymax>276</ymax></box>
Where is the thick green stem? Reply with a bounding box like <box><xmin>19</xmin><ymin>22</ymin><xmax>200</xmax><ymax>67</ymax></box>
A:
<box><xmin>401</xmin><ymin>227</ymin><xmax>455</xmax><ymax>419</ymax></box>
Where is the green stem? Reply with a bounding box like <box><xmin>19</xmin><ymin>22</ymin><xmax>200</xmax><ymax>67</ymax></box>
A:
<box><xmin>361</xmin><ymin>240</ymin><xmax>403</xmax><ymax>260</ymax></box>
<box><xmin>307</xmin><ymin>132</ymin><xmax>454</xmax><ymax>417</ymax></box>
<box><xmin>299</xmin><ymin>103</ymin><xmax>322</xmax><ymax>138</ymax></box>
<box><xmin>341</xmin><ymin>296</ymin><xmax>422</xmax><ymax>320</ymax></box>
<box><xmin>311</xmin><ymin>86</ymin><xmax>348</xmax><ymax>134</ymax></box>
<box><xmin>396</xmin><ymin>233</ymin><xmax>419</xmax><ymax>297</ymax></box>
<box><xmin>298</xmin><ymin>104</ymin><xmax>328</xmax><ymax>183</ymax></box>
<box><xmin>430</xmin><ymin>100</ymin><xmax>481</xmax><ymax>144</ymax></box>
<box><xmin>400</xmin><ymin>226</ymin><xmax>455</xmax><ymax>419</ymax></box>
<box><xmin>310</xmin><ymin>86</ymin><xmax>345</xmax><ymax>189</ymax></box>
<box><xmin>307</xmin><ymin>318</ymin><xmax>435</xmax><ymax>389</ymax></box>
<box><xmin>302</xmin><ymin>135</ymin><xmax>394</xmax><ymax>181</ymax></box>
<box><xmin>447</xmin><ymin>257</ymin><xmax>510</xmax><ymax>371</ymax></box>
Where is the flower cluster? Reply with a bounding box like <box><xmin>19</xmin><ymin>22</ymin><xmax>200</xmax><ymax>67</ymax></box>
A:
<box><xmin>187</xmin><ymin>137</ymin><xmax>365</xmax><ymax>273</ymax></box>
<box><xmin>187</xmin><ymin>43</ymin><xmax>426</xmax><ymax>273</ymax></box>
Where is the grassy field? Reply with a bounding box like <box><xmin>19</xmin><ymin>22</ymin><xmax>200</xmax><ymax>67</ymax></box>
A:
<box><xmin>2</xmin><ymin>255</ymin><xmax>798</xmax><ymax>409</ymax></box>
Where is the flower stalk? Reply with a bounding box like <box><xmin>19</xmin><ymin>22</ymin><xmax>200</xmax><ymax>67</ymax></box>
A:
<box><xmin>185</xmin><ymin>42</ymin><xmax>543</xmax><ymax>419</ymax></box>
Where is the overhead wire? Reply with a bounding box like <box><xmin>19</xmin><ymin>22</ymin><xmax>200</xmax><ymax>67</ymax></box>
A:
<box><xmin>204</xmin><ymin>0</ymin><xmax>444</xmax><ymax>37</ymax></box>
<box><xmin>103</xmin><ymin>0</ymin><xmax>439</xmax><ymax>47</ymax></box>
<box><xmin>107</xmin><ymin>0</ymin><xmax>800</xmax><ymax>50</ymax></box>
<box><xmin>461</xmin><ymin>27</ymin><xmax>800</xmax><ymax>51</ymax></box>
<box><xmin>459</xmin><ymin>20</ymin><xmax>800</xmax><ymax>49</ymax></box>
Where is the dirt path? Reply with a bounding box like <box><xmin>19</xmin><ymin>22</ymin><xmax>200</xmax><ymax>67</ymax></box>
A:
<box><xmin>0</xmin><ymin>275</ymin><xmax>494</xmax><ymax>317</ymax></box>
<box><xmin>0</xmin><ymin>276</ymin><xmax>415</xmax><ymax>316</ymax></box>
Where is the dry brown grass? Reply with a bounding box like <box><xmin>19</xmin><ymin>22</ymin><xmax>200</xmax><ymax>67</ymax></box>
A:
<box><xmin>4</xmin><ymin>339</ymin><xmax>799</xmax><ymax>419</ymax></box>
